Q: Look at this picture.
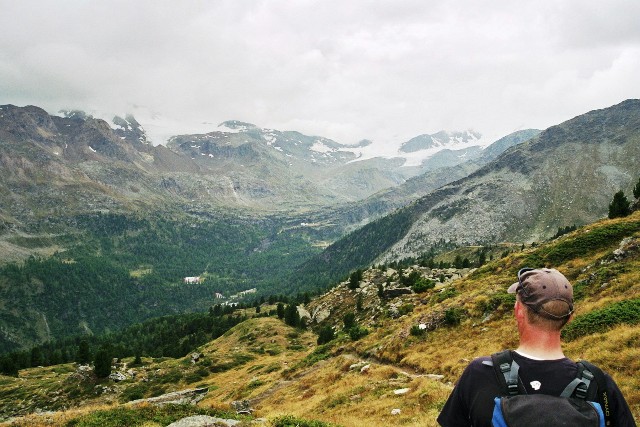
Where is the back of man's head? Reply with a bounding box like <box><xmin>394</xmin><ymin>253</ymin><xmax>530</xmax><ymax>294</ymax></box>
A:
<box><xmin>509</xmin><ymin>268</ymin><xmax>574</xmax><ymax>331</ymax></box>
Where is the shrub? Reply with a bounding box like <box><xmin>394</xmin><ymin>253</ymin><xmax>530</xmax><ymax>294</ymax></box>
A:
<box><xmin>397</xmin><ymin>303</ymin><xmax>414</xmax><ymax>316</ymax></box>
<box><xmin>316</xmin><ymin>325</ymin><xmax>335</xmax><ymax>345</ymax></box>
<box><xmin>444</xmin><ymin>307</ymin><xmax>465</xmax><ymax>326</ymax></box>
<box><xmin>410</xmin><ymin>325</ymin><xmax>427</xmax><ymax>337</ymax></box>
<box><xmin>435</xmin><ymin>287</ymin><xmax>458</xmax><ymax>303</ymax></box>
<box><xmin>413</xmin><ymin>278</ymin><xmax>436</xmax><ymax>293</ymax></box>
<box><xmin>348</xmin><ymin>326</ymin><xmax>369</xmax><ymax>341</ymax></box>
<box><xmin>562</xmin><ymin>299</ymin><xmax>640</xmax><ymax>341</ymax></box>
<box><xmin>343</xmin><ymin>312</ymin><xmax>356</xmax><ymax>330</ymax></box>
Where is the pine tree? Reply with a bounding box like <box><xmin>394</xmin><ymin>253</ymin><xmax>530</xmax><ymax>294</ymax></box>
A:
<box><xmin>634</xmin><ymin>177</ymin><xmax>640</xmax><ymax>200</ymax></box>
<box><xmin>348</xmin><ymin>269</ymin><xmax>363</xmax><ymax>290</ymax></box>
<box><xmin>77</xmin><ymin>340</ymin><xmax>91</xmax><ymax>365</ymax></box>
<box><xmin>94</xmin><ymin>347</ymin><xmax>112</xmax><ymax>378</ymax></box>
<box><xmin>276</xmin><ymin>302</ymin><xmax>285</xmax><ymax>320</ymax></box>
<box><xmin>343</xmin><ymin>312</ymin><xmax>356</xmax><ymax>330</ymax></box>
<box><xmin>608</xmin><ymin>190</ymin><xmax>631</xmax><ymax>219</ymax></box>
<box><xmin>283</xmin><ymin>304</ymin><xmax>300</xmax><ymax>327</ymax></box>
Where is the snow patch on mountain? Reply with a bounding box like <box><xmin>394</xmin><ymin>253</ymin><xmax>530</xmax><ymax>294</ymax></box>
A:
<box><xmin>311</xmin><ymin>140</ymin><xmax>337</xmax><ymax>154</ymax></box>
<box><xmin>348</xmin><ymin>130</ymin><xmax>491</xmax><ymax>167</ymax></box>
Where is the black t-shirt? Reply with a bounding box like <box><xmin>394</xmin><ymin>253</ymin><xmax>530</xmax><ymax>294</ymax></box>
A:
<box><xmin>437</xmin><ymin>351</ymin><xmax>637</xmax><ymax>427</ymax></box>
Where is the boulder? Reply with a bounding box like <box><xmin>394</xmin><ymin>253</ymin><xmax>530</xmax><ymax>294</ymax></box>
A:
<box><xmin>127</xmin><ymin>387</ymin><xmax>208</xmax><ymax>406</ymax></box>
<box><xmin>231</xmin><ymin>399</ymin><xmax>253</xmax><ymax>414</ymax></box>
<box><xmin>167</xmin><ymin>415</ymin><xmax>241</xmax><ymax>427</ymax></box>
<box><xmin>312</xmin><ymin>307</ymin><xmax>331</xmax><ymax>323</ymax></box>
<box><xmin>383</xmin><ymin>287</ymin><xmax>413</xmax><ymax>299</ymax></box>
<box><xmin>108</xmin><ymin>371</ymin><xmax>127</xmax><ymax>382</ymax></box>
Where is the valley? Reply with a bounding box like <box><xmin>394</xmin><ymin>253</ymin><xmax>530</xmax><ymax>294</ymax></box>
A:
<box><xmin>0</xmin><ymin>99</ymin><xmax>639</xmax><ymax>425</ymax></box>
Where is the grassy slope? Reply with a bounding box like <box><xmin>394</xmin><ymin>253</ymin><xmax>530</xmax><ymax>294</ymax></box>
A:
<box><xmin>1</xmin><ymin>212</ymin><xmax>639</xmax><ymax>426</ymax></box>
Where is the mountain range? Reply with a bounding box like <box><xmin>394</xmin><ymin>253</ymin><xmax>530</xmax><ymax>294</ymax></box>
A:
<box><xmin>0</xmin><ymin>103</ymin><xmax>533</xmax><ymax>263</ymax></box>
<box><xmin>0</xmin><ymin>99</ymin><xmax>639</xmax><ymax>355</ymax></box>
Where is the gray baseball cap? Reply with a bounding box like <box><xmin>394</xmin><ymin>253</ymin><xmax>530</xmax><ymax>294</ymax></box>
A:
<box><xmin>508</xmin><ymin>268</ymin><xmax>574</xmax><ymax>319</ymax></box>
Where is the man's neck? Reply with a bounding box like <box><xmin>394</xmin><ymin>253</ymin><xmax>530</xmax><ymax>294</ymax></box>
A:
<box><xmin>517</xmin><ymin>329</ymin><xmax>565</xmax><ymax>360</ymax></box>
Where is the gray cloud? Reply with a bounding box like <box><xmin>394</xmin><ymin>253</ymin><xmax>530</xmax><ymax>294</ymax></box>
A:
<box><xmin>1</xmin><ymin>0</ymin><xmax>639</xmax><ymax>148</ymax></box>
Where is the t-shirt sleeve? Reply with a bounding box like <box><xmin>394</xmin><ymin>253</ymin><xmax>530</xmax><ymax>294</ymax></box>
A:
<box><xmin>604</xmin><ymin>372</ymin><xmax>638</xmax><ymax>427</ymax></box>
<box><xmin>437</xmin><ymin>360</ymin><xmax>481</xmax><ymax>427</ymax></box>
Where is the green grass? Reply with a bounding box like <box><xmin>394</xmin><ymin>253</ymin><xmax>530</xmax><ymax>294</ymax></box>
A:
<box><xmin>64</xmin><ymin>404</ymin><xmax>238</xmax><ymax>427</ymax></box>
<box><xmin>271</xmin><ymin>415</ymin><xmax>342</xmax><ymax>427</ymax></box>
<box><xmin>562</xmin><ymin>298</ymin><xmax>640</xmax><ymax>341</ymax></box>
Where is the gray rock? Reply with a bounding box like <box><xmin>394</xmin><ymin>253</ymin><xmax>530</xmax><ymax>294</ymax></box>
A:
<box><xmin>127</xmin><ymin>387</ymin><xmax>208</xmax><ymax>406</ymax></box>
<box><xmin>166</xmin><ymin>415</ymin><xmax>240</xmax><ymax>427</ymax></box>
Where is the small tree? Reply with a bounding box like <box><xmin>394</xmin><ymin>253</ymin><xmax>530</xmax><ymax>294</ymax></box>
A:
<box><xmin>343</xmin><ymin>312</ymin><xmax>356</xmax><ymax>330</ymax></box>
<box><xmin>284</xmin><ymin>304</ymin><xmax>300</xmax><ymax>327</ymax></box>
<box><xmin>348</xmin><ymin>269</ymin><xmax>363</xmax><ymax>290</ymax></box>
<box><xmin>77</xmin><ymin>340</ymin><xmax>91</xmax><ymax>365</ymax></box>
<box><xmin>316</xmin><ymin>325</ymin><xmax>335</xmax><ymax>345</ymax></box>
<box><xmin>608</xmin><ymin>190</ymin><xmax>631</xmax><ymax>219</ymax></box>
<box><xmin>276</xmin><ymin>302</ymin><xmax>285</xmax><ymax>320</ymax></box>
<box><xmin>94</xmin><ymin>347</ymin><xmax>112</xmax><ymax>378</ymax></box>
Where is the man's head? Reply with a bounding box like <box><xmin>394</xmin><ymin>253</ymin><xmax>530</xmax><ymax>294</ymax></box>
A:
<box><xmin>508</xmin><ymin>268</ymin><xmax>574</xmax><ymax>329</ymax></box>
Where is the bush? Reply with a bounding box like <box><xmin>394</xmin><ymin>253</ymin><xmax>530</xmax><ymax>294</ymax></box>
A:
<box><xmin>397</xmin><ymin>303</ymin><xmax>414</xmax><ymax>316</ymax></box>
<box><xmin>444</xmin><ymin>307</ymin><xmax>465</xmax><ymax>326</ymax></box>
<box><xmin>316</xmin><ymin>325</ymin><xmax>335</xmax><ymax>345</ymax></box>
<box><xmin>410</xmin><ymin>325</ymin><xmax>427</xmax><ymax>337</ymax></box>
<box><xmin>343</xmin><ymin>312</ymin><xmax>356</xmax><ymax>330</ymax></box>
<box><xmin>562</xmin><ymin>299</ymin><xmax>640</xmax><ymax>341</ymax></box>
<box><xmin>435</xmin><ymin>287</ymin><xmax>458</xmax><ymax>303</ymax></box>
<box><xmin>348</xmin><ymin>326</ymin><xmax>369</xmax><ymax>341</ymax></box>
<box><xmin>413</xmin><ymin>278</ymin><xmax>436</xmax><ymax>293</ymax></box>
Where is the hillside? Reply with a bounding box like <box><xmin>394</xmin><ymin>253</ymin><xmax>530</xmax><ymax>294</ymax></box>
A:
<box><xmin>292</xmin><ymin>99</ymin><xmax>640</xmax><ymax>289</ymax></box>
<box><xmin>1</xmin><ymin>211</ymin><xmax>638</xmax><ymax>426</ymax></box>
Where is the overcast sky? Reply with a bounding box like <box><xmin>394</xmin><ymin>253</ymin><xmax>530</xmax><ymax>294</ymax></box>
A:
<box><xmin>1</xmin><ymin>0</ymin><xmax>639</xmax><ymax>150</ymax></box>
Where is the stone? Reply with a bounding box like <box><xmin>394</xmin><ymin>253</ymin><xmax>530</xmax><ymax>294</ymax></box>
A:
<box><xmin>312</xmin><ymin>307</ymin><xmax>331</xmax><ymax>323</ymax></box>
<box><xmin>391</xmin><ymin>408</ymin><xmax>401</xmax><ymax>415</ymax></box>
<box><xmin>394</xmin><ymin>388</ymin><xmax>410</xmax><ymax>395</ymax></box>
<box><xmin>167</xmin><ymin>415</ymin><xmax>240</xmax><ymax>427</ymax></box>
<box><xmin>108</xmin><ymin>371</ymin><xmax>127</xmax><ymax>382</ymax></box>
<box><xmin>127</xmin><ymin>387</ymin><xmax>208</xmax><ymax>406</ymax></box>
<box><xmin>231</xmin><ymin>399</ymin><xmax>253</xmax><ymax>414</ymax></box>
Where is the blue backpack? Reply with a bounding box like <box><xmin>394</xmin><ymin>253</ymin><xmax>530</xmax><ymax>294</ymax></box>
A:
<box><xmin>486</xmin><ymin>351</ymin><xmax>612</xmax><ymax>427</ymax></box>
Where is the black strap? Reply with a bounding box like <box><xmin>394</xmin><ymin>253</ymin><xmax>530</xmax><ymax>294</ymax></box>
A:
<box><xmin>490</xmin><ymin>350</ymin><xmax>524</xmax><ymax>396</ymax></box>
<box><xmin>580</xmin><ymin>360</ymin><xmax>614</xmax><ymax>427</ymax></box>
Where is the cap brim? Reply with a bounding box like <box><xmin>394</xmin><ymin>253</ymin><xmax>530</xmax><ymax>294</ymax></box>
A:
<box><xmin>507</xmin><ymin>282</ymin><xmax>519</xmax><ymax>294</ymax></box>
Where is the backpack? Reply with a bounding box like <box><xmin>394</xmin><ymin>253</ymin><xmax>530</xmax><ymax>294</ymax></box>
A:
<box><xmin>485</xmin><ymin>350</ymin><xmax>612</xmax><ymax>427</ymax></box>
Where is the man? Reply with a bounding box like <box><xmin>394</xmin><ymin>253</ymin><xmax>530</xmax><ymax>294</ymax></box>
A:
<box><xmin>437</xmin><ymin>268</ymin><xmax>636</xmax><ymax>427</ymax></box>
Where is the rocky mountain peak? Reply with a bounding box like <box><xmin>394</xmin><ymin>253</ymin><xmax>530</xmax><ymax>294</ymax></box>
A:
<box><xmin>217</xmin><ymin>120</ymin><xmax>258</xmax><ymax>132</ymax></box>
<box><xmin>399</xmin><ymin>130</ymin><xmax>483</xmax><ymax>154</ymax></box>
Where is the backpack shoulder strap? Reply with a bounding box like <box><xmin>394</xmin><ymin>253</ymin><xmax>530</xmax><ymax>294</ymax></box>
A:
<box><xmin>490</xmin><ymin>350</ymin><xmax>522</xmax><ymax>396</ymax></box>
<box><xmin>579</xmin><ymin>360</ymin><xmax>614</xmax><ymax>427</ymax></box>
<box><xmin>561</xmin><ymin>362</ymin><xmax>594</xmax><ymax>399</ymax></box>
